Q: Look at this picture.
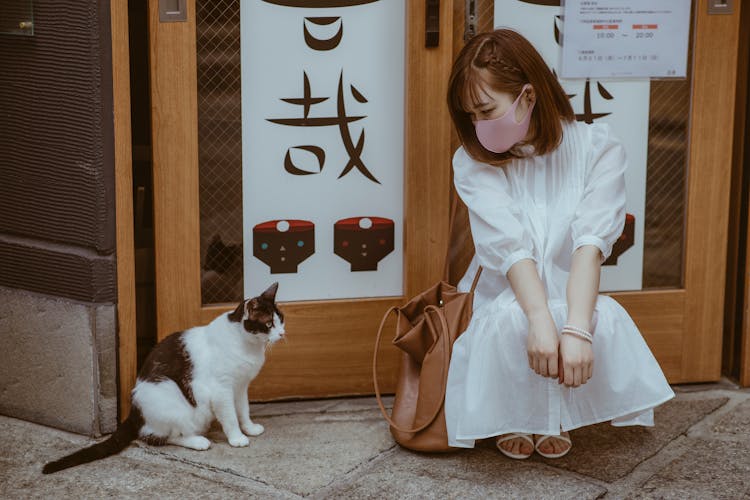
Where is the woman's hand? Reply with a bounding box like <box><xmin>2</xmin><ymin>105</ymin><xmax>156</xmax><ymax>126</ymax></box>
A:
<box><xmin>558</xmin><ymin>333</ymin><xmax>594</xmax><ymax>387</ymax></box>
<box><xmin>526</xmin><ymin>309</ymin><xmax>560</xmax><ymax>378</ymax></box>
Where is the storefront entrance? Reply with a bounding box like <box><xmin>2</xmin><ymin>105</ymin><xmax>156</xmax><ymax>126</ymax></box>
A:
<box><xmin>115</xmin><ymin>0</ymin><xmax>745</xmax><ymax>419</ymax></box>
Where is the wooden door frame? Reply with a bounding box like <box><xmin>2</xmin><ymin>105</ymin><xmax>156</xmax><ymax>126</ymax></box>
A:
<box><xmin>674</xmin><ymin>0</ymin><xmax>740</xmax><ymax>382</ymax></box>
<box><xmin>604</xmin><ymin>1</ymin><xmax>744</xmax><ymax>384</ymax></box>
<box><xmin>145</xmin><ymin>0</ymin><xmax>455</xmax><ymax>400</ymax></box>
<box><xmin>723</xmin><ymin>0</ymin><xmax>750</xmax><ymax>386</ymax></box>
<box><xmin>737</xmin><ymin>2</ymin><xmax>750</xmax><ymax>387</ymax></box>
<box><xmin>112</xmin><ymin>0</ymin><xmax>137</xmax><ymax>421</ymax></box>
<box><xmin>603</xmin><ymin>2</ymin><xmax>742</xmax><ymax>383</ymax></box>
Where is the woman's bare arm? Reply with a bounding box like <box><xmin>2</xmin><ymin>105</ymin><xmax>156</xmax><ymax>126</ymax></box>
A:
<box><xmin>559</xmin><ymin>245</ymin><xmax>600</xmax><ymax>386</ymax></box>
<box><xmin>507</xmin><ymin>258</ymin><xmax>559</xmax><ymax>378</ymax></box>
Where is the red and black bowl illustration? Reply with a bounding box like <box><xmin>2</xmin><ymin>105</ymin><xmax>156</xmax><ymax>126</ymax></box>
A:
<box><xmin>603</xmin><ymin>213</ymin><xmax>635</xmax><ymax>266</ymax></box>
<box><xmin>253</xmin><ymin>219</ymin><xmax>315</xmax><ymax>274</ymax></box>
<box><xmin>334</xmin><ymin>216</ymin><xmax>394</xmax><ymax>272</ymax></box>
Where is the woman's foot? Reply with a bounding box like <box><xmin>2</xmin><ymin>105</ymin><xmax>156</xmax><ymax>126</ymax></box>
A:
<box><xmin>533</xmin><ymin>432</ymin><xmax>572</xmax><ymax>458</ymax></box>
<box><xmin>496</xmin><ymin>433</ymin><xmax>534</xmax><ymax>459</ymax></box>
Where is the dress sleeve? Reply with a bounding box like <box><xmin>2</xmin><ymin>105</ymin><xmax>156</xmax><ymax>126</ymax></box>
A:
<box><xmin>453</xmin><ymin>148</ymin><xmax>536</xmax><ymax>276</ymax></box>
<box><xmin>570</xmin><ymin>123</ymin><xmax>628</xmax><ymax>264</ymax></box>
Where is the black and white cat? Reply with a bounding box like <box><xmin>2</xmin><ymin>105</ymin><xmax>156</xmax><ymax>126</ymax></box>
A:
<box><xmin>43</xmin><ymin>283</ymin><xmax>285</xmax><ymax>474</ymax></box>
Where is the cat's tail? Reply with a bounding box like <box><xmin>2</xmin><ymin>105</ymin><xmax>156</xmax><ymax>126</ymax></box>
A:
<box><xmin>42</xmin><ymin>407</ymin><xmax>143</xmax><ymax>474</ymax></box>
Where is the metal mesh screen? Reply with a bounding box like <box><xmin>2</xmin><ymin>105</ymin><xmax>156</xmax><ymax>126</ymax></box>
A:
<box><xmin>642</xmin><ymin>78</ymin><xmax>691</xmax><ymax>289</ymax></box>
<box><xmin>640</xmin><ymin>9</ymin><xmax>694</xmax><ymax>289</ymax></box>
<box><xmin>197</xmin><ymin>0</ymin><xmax>244</xmax><ymax>305</ymax></box>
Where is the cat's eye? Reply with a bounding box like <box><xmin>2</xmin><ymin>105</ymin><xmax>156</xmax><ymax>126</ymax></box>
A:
<box><xmin>266</xmin><ymin>321</ymin><xmax>273</xmax><ymax>328</ymax></box>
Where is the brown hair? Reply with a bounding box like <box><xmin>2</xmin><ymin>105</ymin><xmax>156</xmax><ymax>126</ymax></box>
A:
<box><xmin>447</xmin><ymin>29</ymin><xmax>575</xmax><ymax>166</ymax></box>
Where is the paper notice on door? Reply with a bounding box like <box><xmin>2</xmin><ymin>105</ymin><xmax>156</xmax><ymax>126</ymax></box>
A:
<box><xmin>560</xmin><ymin>0</ymin><xmax>692</xmax><ymax>79</ymax></box>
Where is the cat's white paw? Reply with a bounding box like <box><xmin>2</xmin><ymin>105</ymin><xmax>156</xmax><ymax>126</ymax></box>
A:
<box><xmin>188</xmin><ymin>436</ymin><xmax>211</xmax><ymax>451</ymax></box>
<box><xmin>242</xmin><ymin>423</ymin><xmax>265</xmax><ymax>436</ymax></box>
<box><xmin>228</xmin><ymin>434</ymin><xmax>250</xmax><ymax>447</ymax></box>
<box><xmin>168</xmin><ymin>435</ymin><xmax>211</xmax><ymax>450</ymax></box>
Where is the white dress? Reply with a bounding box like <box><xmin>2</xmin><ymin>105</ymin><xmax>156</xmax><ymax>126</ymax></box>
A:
<box><xmin>445</xmin><ymin>120</ymin><xmax>675</xmax><ymax>448</ymax></box>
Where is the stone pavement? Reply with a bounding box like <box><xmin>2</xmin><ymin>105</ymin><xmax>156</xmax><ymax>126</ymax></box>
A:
<box><xmin>2</xmin><ymin>379</ymin><xmax>749</xmax><ymax>499</ymax></box>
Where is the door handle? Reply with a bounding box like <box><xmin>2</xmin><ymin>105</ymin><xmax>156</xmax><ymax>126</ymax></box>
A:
<box><xmin>426</xmin><ymin>0</ymin><xmax>440</xmax><ymax>47</ymax></box>
<box><xmin>708</xmin><ymin>0</ymin><xmax>733</xmax><ymax>14</ymax></box>
<box><xmin>159</xmin><ymin>0</ymin><xmax>187</xmax><ymax>22</ymax></box>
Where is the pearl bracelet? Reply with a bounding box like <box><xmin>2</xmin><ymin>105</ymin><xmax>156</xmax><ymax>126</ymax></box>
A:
<box><xmin>562</xmin><ymin>329</ymin><xmax>593</xmax><ymax>343</ymax></box>
<box><xmin>563</xmin><ymin>324</ymin><xmax>592</xmax><ymax>336</ymax></box>
<box><xmin>561</xmin><ymin>324</ymin><xmax>593</xmax><ymax>343</ymax></box>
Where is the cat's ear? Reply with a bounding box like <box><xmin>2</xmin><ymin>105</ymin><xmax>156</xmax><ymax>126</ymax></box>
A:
<box><xmin>261</xmin><ymin>282</ymin><xmax>279</xmax><ymax>302</ymax></box>
<box><xmin>228</xmin><ymin>300</ymin><xmax>246</xmax><ymax>322</ymax></box>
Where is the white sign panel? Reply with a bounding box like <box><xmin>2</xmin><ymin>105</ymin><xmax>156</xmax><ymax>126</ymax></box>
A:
<box><xmin>241</xmin><ymin>0</ymin><xmax>405</xmax><ymax>302</ymax></box>
<box><xmin>561</xmin><ymin>0</ymin><xmax>692</xmax><ymax>79</ymax></box>
<box><xmin>495</xmin><ymin>0</ymin><xmax>647</xmax><ymax>291</ymax></box>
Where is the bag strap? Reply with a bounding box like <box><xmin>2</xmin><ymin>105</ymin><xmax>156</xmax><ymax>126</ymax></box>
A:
<box><xmin>373</xmin><ymin>305</ymin><xmax>451</xmax><ymax>434</ymax></box>
<box><xmin>442</xmin><ymin>187</ymin><xmax>459</xmax><ymax>282</ymax></box>
<box><xmin>470</xmin><ymin>265</ymin><xmax>483</xmax><ymax>293</ymax></box>
<box><xmin>443</xmin><ymin>186</ymin><xmax>484</xmax><ymax>286</ymax></box>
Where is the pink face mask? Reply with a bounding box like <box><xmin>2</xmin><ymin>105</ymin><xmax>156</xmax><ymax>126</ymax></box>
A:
<box><xmin>473</xmin><ymin>84</ymin><xmax>535</xmax><ymax>154</ymax></box>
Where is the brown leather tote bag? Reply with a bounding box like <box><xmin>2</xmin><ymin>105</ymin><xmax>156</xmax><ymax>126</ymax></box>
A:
<box><xmin>373</xmin><ymin>266</ymin><xmax>482</xmax><ymax>452</ymax></box>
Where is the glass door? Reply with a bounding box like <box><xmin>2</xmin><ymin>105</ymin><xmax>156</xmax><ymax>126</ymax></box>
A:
<box><xmin>146</xmin><ymin>0</ymin><xmax>456</xmax><ymax>399</ymax></box>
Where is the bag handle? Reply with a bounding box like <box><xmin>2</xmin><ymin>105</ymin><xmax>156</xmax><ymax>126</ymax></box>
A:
<box><xmin>373</xmin><ymin>305</ymin><xmax>451</xmax><ymax>434</ymax></box>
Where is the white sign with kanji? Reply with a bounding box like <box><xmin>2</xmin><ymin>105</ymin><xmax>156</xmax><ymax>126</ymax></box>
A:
<box><xmin>241</xmin><ymin>0</ymin><xmax>406</xmax><ymax>301</ymax></box>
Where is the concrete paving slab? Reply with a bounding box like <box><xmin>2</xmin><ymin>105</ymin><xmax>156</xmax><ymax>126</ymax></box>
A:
<box><xmin>143</xmin><ymin>409</ymin><xmax>394</xmax><ymax>496</ymax></box>
<box><xmin>320</xmin><ymin>447</ymin><xmax>607</xmax><ymax>499</ymax></box>
<box><xmin>247</xmin><ymin>395</ymin><xmax>394</xmax><ymax>418</ymax></box>
<box><xmin>707</xmin><ymin>397</ymin><xmax>750</xmax><ymax>440</ymax></box>
<box><xmin>0</xmin><ymin>416</ymin><xmax>296</xmax><ymax>499</ymax></box>
<box><xmin>324</xmin><ymin>395</ymin><xmax>394</xmax><ymax>413</ymax></box>
<box><xmin>2</xmin><ymin>389</ymin><xmax>744</xmax><ymax>499</ymax></box>
<box><xmin>529</xmin><ymin>397</ymin><xmax>728</xmax><ymax>483</ymax></box>
<box><xmin>248</xmin><ymin>398</ymin><xmax>339</xmax><ymax>418</ymax></box>
<box><xmin>631</xmin><ymin>438</ymin><xmax>750</xmax><ymax>499</ymax></box>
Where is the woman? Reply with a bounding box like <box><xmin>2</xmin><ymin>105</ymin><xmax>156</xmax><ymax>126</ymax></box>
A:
<box><xmin>444</xmin><ymin>29</ymin><xmax>674</xmax><ymax>459</ymax></box>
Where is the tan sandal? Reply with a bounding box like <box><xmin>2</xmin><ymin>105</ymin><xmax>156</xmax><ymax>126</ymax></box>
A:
<box><xmin>495</xmin><ymin>433</ymin><xmax>534</xmax><ymax>459</ymax></box>
<box><xmin>533</xmin><ymin>433</ymin><xmax>572</xmax><ymax>459</ymax></box>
